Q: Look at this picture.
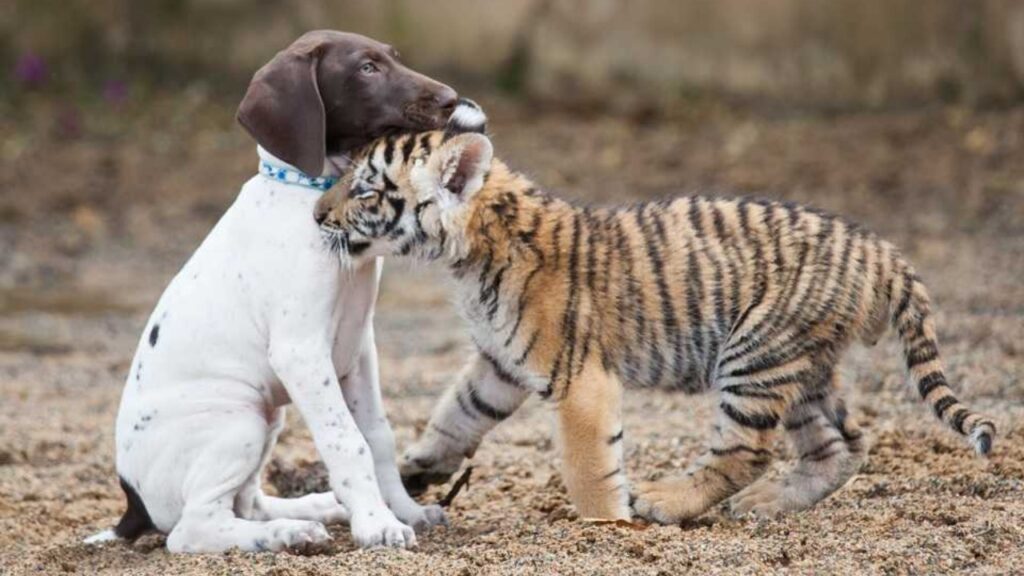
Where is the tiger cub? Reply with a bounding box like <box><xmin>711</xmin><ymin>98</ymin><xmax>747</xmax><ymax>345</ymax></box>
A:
<box><xmin>314</xmin><ymin>100</ymin><xmax>996</xmax><ymax>523</ymax></box>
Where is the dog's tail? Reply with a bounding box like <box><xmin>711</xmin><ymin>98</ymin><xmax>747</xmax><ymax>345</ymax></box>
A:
<box><xmin>84</xmin><ymin>477</ymin><xmax>155</xmax><ymax>544</ymax></box>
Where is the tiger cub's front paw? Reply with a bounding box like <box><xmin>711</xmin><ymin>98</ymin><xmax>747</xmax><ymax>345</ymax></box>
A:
<box><xmin>399</xmin><ymin>442</ymin><xmax>464</xmax><ymax>497</ymax></box>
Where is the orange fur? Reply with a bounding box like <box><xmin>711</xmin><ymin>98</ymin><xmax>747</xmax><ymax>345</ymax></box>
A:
<box><xmin>318</xmin><ymin>129</ymin><xmax>996</xmax><ymax>523</ymax></box>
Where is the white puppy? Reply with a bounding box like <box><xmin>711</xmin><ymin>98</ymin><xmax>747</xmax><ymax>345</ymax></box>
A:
<box><xmin>84</xmin><ymin>146</ymin><xmax>442</xmax><ymax>552</ymax></box>
<box><xmin>85</xmin><ymin>30</ymin><xmax>458</xmax><ymax>552</ymax></box>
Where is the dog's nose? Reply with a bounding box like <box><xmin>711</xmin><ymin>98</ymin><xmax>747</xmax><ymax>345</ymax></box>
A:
<box><xmin>435</xmin><ymin>86</ymin><xmax>458</xmax><ymax>117</ymax></box>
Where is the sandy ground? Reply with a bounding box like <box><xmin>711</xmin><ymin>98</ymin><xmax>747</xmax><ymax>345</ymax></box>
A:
<box><xmin>1</xmin><ymin>96</ymin><xmax>1023</xmax><ymax>575</ymax></box>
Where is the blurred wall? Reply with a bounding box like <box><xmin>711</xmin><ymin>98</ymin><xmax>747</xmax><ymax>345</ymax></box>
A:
<box><xmin>5</xmin><ymin>0</ymin><xmax>1024</xmax><ymax>109</ymax></box>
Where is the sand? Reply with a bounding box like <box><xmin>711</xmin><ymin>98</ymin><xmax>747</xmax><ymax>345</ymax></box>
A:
<box><xmin>1</xmin><ymin>97</ymin><xmax>1022</xmax><ymax>575</ymax></box>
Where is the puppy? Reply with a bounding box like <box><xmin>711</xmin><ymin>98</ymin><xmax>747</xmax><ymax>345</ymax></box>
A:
<box><xmin>85</xmin><ymin>31</ymin><xmax>457</xmax><ymax>552</ymax></box>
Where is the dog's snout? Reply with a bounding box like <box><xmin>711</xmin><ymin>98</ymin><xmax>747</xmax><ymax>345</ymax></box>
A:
<box><xmin>433</xmin><ymin>85</ymin><xmax>458</xmax><ymax>117</ymax></box>
<box><xmin>436</xmin><ymin>85</ymin><xmax>456</xmax><ymax>117</ymax></box>
<box><xmin>439</xmin><ymin>90</ymin><xmax>458</xmax><ymax>115</ymax></box>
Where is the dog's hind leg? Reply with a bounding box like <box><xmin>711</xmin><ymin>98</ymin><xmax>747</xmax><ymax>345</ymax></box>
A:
<box><xmin>165</xmin><ymin>410</ymin><xmax>330</xmax><ymax>553</ymax></box>
<box><xmin>168</xmin><ymin>507</ymin><xmax>330</xmax><ymax>553</ymax></box>
<box><xmin>243</xmin><ymin>492</ymin><xmax>349</xmax><ymax>525</ymax></box>
<box><xmin>235</xmin><ymin>408</ymin><xmax>350</xmax><ymax>526</ymax></box>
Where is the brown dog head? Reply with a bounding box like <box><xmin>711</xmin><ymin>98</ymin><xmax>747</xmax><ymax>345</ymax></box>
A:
<box><xmin>237</xmin><ymin>30</ymin><xmax>458</xmax><ymax>177</ymax></box>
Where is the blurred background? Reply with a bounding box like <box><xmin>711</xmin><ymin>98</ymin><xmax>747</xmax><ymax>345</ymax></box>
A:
<box><xmin>1</xmin><ymin>3</ymin><xmax>1023</xmax><ymax>573</ymax></box>
<box><xmin>2</xmin><ymin>0</ymin><xmax>1022</xmax><ymax>317</ymax></box>
<box><xmin>3</xmin><ymin>0</ymin><xmax>1024</xmax><ymax>238</ymax></box>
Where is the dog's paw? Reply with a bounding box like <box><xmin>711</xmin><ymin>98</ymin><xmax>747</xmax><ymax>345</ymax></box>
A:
<box><xmin>391</xmin><ymin>499</ymin><xmax>448</xmax><ymax>532</ymax></box>
<box><xmin>350</xmin><ymin>509</ymin><xmax>416</xmax><ymax>549</ymax></box>
<box><xmin>266</xmin><ymin>519</ymin><xmax>331</xmax><ymax>551</ymax></box>
<box><xmin>421</xmin><ymin>504</ymin><xmax>448</xmax><ymax>527</ymax></box>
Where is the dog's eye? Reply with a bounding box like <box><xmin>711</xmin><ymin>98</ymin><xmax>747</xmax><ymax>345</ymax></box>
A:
<box><xmin>360</xmin><ymin>62</ymin><xmax>380</xmax><ymax>75</ymax></box>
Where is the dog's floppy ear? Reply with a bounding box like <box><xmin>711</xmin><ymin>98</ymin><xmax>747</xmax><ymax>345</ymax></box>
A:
<box><xmin>237</xmin><ymin>43</ymin><xmax>326</xmax><ymax>176</ymax></box>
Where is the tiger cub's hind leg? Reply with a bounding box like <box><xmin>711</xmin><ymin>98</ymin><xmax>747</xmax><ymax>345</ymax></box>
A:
<box><xmin>631</xmin><ymin>402</ymin><xmax>780</xmax><ymax>524</ymax></box>
<box><xmin>631</xmin><ymin>348</ymin><xmax>834</xmax><ymax>524</ymax></box>
<box><xmin>731</xmin><ymin>371</ymin><xmax>866</xmax><ymax>518</ymax></box>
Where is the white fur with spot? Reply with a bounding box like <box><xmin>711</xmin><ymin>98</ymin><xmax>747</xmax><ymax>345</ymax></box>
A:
<box><xmin>83</xmin><ymin>147</ymin><xmax>444</xmax><ymax>553</ymax></box>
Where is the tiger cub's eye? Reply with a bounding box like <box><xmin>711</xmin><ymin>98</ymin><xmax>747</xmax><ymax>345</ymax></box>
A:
<box><xmin>352</xmin><ymin>184</ymin><xmax>376</xmax><ymax>200</ymax></box>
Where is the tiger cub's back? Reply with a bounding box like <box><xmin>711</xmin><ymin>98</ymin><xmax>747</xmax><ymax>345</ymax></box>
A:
<box><xmin>581</xmin><ymin>195</ymin><xmax>895</xmax><ymax>391</ymax></box>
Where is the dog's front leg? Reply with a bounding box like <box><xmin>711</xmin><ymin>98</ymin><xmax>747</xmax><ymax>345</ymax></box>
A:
<box><xmin>340</xmin><ymin>326</ymin><xmax>447</xmax><ymax>531</ymax></box>
<box><xmin>269</xmin><ymin>340</ymin><xmax>416</xmax><ymax>549</ymax></box>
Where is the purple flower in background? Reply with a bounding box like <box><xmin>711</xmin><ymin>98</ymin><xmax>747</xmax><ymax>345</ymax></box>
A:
<box><xmin>103</xmin><ymin>80</ymin><xmax>129</xmax><ymax>106</ymax></box>
<box><xmin>14</xmin><ymin>52</ymin><xmax>48</xmax><ymax>87</ymax></box>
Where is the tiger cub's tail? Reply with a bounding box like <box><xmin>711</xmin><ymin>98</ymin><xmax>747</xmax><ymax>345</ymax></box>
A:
<box><xmin>887</xmin><ymin>266</ymin><xmax>996</xmax><ymax>455</ymax></box>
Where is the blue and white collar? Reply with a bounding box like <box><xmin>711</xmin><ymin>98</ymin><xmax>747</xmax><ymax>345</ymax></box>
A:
<box><xmin>256</xmin><ymin>146</ymin><xmax>338</xmax><ymax>192</ymax></box>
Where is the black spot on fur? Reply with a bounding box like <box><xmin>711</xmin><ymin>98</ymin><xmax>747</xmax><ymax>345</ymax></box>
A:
<box><xmin>113</xmin><ymin>476</ymin><xmax>155</xmax><ymax>541</ymax></box>
<box><xmin>149</xmin><ymin>324</ymin><xmax>160</xmax><ymax>347</ymax></box>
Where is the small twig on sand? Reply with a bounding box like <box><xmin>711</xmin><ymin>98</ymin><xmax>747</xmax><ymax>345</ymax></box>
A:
<box><xmin>438</xmin><ymin>466</ymin><xmax>473</xmax><ymax>507</ymax></box>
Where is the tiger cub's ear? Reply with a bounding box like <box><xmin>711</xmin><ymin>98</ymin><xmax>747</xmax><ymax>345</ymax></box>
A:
<box><xmin>425</xmin><ymin>133</ymin><xmax>493</xmax><ymax>200</ymax></box>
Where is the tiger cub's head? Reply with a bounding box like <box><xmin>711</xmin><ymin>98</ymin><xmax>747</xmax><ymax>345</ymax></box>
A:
<box><xmin>315</xmin><ymin>98</ymin><xmax>491</xmax><ymax>265</ymax></box>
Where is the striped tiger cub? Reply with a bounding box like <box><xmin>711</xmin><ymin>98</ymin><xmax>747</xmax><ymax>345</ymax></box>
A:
<box><xmin>314</xmin><ymin>100</ymin><xmax>996</xmax><ymax>523</ymax></box>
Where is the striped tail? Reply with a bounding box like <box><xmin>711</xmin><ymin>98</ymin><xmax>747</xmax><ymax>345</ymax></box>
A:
<box><xmin>889</xmin><ymin>266</ymin><xmax>996</xmax><ymax>455</ymax></box>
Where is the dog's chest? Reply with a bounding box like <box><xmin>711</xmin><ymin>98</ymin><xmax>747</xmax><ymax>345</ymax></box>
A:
<box><xmin>127</xmin><ymin>179</ymin><xmax>378</xmax><ymax>403</ymax></box>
